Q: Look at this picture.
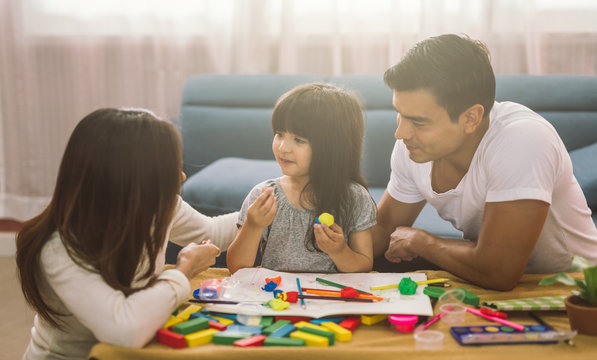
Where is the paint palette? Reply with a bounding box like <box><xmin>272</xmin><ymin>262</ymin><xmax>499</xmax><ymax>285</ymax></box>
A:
<box><xmin>450</xmin><ymin>325</ymin><xmax>572</xmax><ymax>346</ymax></box>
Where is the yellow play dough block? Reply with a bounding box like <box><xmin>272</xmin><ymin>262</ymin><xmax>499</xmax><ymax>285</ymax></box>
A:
<box><xmin>321</xmin><ymin>321</ymin><xmax>352</xmax><ymax>342</ymax></box>
<box><xmin>163</xmin><ymin>315</ymin><xmax>184</xmax><ymax>329</ymax></box>
<box><xmin>361</xmin><ymin>314</ymin><xmax>387</xmax><ymax>325</ymax></box>
<box><xmin>175</xmin><ymin>305</ymin><xmax>202</xmax><ymax>321</ymax></box>
<box><xmin>318</xmin><ymin>212</ymin><xmax>334</xmax><ymax>226</ymax></box>
<box><xmin>185</xmin><ymin>328</ymin><xmax>219</xmax><ymax>347</ymax></box>
<box><xmin>290</xmin><ymin>330</ymin><xmax>329</xmax><ymax>347</ymax></box>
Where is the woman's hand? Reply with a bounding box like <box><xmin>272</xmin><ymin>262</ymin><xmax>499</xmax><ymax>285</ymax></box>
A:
<box><xmin>175</xmin><ymin>242</ymin><xmax>221</xmax><ymax>279</ymax></box>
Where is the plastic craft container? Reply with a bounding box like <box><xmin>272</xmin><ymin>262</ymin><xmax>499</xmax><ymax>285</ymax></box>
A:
<box><xmin>388</xmin><ymin>314</ymin><xmax>419</xmax><ymax>332</ymax></box>
<box><xmin>198</xmin><ymin>279</ymin><xmax>222</xmax><ymax>300</ymax></box>
<box><xmin>438</xmin><ymin>288</ymin><xmax>466</xmax><ymax>324</ymax></box>
<box><xmin>414</xmin><ymin>330</ymin><xmax>444</xmax><ymax>350</ymax></box>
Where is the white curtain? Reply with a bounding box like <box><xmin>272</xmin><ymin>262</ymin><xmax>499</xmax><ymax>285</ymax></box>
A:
<box><xmin>2</xmin><ymin>0</ymin><xmax>597</xmax><ymax>221</ymax></box>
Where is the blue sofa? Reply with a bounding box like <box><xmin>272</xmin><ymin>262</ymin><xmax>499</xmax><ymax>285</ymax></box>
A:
<box><xmin>180</xmin><ymin>74</ymin><xmax>597</xmax><ymax>242</ymax></box>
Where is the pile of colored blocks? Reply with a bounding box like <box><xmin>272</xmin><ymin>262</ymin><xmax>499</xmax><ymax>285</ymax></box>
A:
<box><xmin>156</xmin><ymin>304</ymin><xmax>383</xmax><ymax>348</ymax></box>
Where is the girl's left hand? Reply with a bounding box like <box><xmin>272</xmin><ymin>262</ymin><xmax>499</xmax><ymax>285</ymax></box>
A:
<box><xmin>314</xmin><ymin>223</ymin><xmax>346</xmax><ymax>255</ymax></box>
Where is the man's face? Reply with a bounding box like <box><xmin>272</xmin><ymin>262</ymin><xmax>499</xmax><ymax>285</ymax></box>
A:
<box><xmin>392</xmin><ymin>89</ymin><xmax>466</xmax><ymax>163</ymax></box>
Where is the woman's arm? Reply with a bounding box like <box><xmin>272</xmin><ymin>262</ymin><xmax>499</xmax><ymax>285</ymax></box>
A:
<box><xmin>169</xmin><ymin>196</ymin><xmax>238</xmax><ymax>251</ymax></box>
<box><xmin>41</xmin><ymin>236</ymin><xmax>193</xmax><ymax>348</ymax></box>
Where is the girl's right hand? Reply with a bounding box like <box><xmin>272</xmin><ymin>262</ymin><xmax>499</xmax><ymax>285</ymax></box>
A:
<box><xmin>175</xmin><ymin>242</ymin><xmax>221</xmax><ymax>279</ymax></box>
<box><xmin>245</xmin><ymin>187</ymin><xmax>277</xmax><ymax>228</ymax></box>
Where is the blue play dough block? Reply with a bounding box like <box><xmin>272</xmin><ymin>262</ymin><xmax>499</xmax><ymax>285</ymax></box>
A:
<box><xmin>269</xmin><ymin>324</ymin><xmax>297</xmax><ymax>338</ymax></box>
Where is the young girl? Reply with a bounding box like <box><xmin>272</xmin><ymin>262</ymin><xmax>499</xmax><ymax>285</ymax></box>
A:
<box><xmin>227</xmin><ymin>83</ymin><xmax>376</xmax><ymax>274</ymax></box>
<box><xmin>16</xmin><ymin>108</ymin><xmax>237</xmax><ymax>359</ymax></box>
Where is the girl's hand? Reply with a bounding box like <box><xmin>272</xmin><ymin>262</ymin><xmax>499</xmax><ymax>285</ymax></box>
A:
<box><xmin>314</xmin><ymin>223</ymin><xmax>346</xmax><ymax>255</ymax></box>
<box><xmin>245</xmin><ymin>187</ymin><xmax>277</xmax><ymax>229</ymax></box>
<box><xmin>175</xmin><ymin>242</ymin><xmax>221</xmax><ymax>279</ymax></box>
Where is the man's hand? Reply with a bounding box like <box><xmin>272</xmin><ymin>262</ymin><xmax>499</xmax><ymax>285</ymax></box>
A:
<box><xmin>383</xmin><ymin>226</ymin><xmax>422</xmax><ymax>263</ymax></box>
<box><xmin>314</xmin><ymin>223</ymin><xmax>346</xmax><ymax>255</ymax></box>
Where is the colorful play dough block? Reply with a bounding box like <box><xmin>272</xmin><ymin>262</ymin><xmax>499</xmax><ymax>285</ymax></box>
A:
<box><xmin>156</xmin><ymin>328</ymin><xmax>186</xmax><ymax>349</ymax></box>
<box><xmin>321</xmin><ymin>321</ymin><xmax>352</xmax><ymax>342</ymax></box>
<box><xmin>208</xmin><ymin>320</ymin><xmax>228</xmax><ymax>331</ymax></box>
<box><xmin>212</xmin><ymin>331</ymin><xmax>252</xmax><ymax>345</ymax></box>
<box><xmin>202</xmin><ymin>310</ymin><xmax>237</xmax><ymax>321</ymax></box>
<box><xmin>260</xmin><ymin>316</ymin><xmax>275</xmax><ymax>327</ymax></box>
<box><xmin>264</xmin><ymin>337</ymin><xmax>306</xmax><ymax>347</ymax></box>
<box><xmin>290</xmin><ymin>330</ymin><xmax>329</xmax><ymax>347</ymax></box>
<box><xmin>339</xmin><ymin>316</ymin><xmax>361</xmax><ymax>331</ymax></box>
<box><xmin>226</xmin><ymin>324</ymin><xmax>263</xmax><ymax>335</ymax></box>
<box><xmin>317</xmin><ymin>212</ymin><xmax>335</xmax><ymax>226</ymax></box>
<box><xmin>234</xmin><ymin>334</ymin><xmax>267</xmax><ymax>347</ymax></box>
<box><xmin>297</xmin><ymin>326</ymin><xmax>335</xmax><ymax>345</ymax></box>
<box><xmin>210</xmin><ymin>315</ymin><xmax>235</xmax><ymax>325</ymax></box>
<box><xmin>361</xmin><ymin>314</ymin><xmax>387</xmax><ymax>325</ymax></box>
<box><xmin>190</xmin><ymin>312</ymin><xmax>219</xmax><ymax>322</ymax></box>
<box><xmin>163</xmin><ymin>315</ymin><xmax>184</xmax><ymax>330</ymax></box>
<box><xmin>310</xmin><ymin>316</ymin><xmax>345</xmax><ymax>325</ymax></box>
<box><xmin>185</xmin><ymin>328</ymin><xmax>219</xmax><ymax>347</ymax></box>
<box><xmin>293</xmin><ymin>321</ymin><xmax>335</xmax><ymax>344</ymax></box>
<box><xmin>269</xmin><ymin>324</ymin><xmax>297</xmax><ymax>338</ymax></box>
<box><xmin>263</xmin><ymin>320</ymin><xmax>291</xmax><ymax>335</ymax></box>
<box><xmin>275</xmin><ymin>315</ymin><xmax>312</xmax><ymax>323</ymax></box>
<box><xmin>173</xmin><ymin>317</ymin><xmax>209</xmax><ymax>335</ymax></box>
<box><xmin>175</xmin><ymin>305</ymin><xmax>202</xmax><ymax>320</ymax></box>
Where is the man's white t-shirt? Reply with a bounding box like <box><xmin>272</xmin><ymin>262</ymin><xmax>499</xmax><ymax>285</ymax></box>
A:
<box><xmin>388</xmin><ymin>101</ymin><xmax>597</xmax><ymax>273</ymax></box>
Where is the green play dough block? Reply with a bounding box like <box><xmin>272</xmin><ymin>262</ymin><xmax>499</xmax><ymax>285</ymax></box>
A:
<box><xmin>264</xmin><ymin>337</ymin><xmax>306</xmax><ymax>346</ymax></box>
<box><xmin>398</xmin><ymin>277</ymin><xmax>418</xmax><ymax>295</ymax></box>
<box><xmin>212</xmin><ymin>332</ymin><xmax>252</xmax><ymax>345</ymax></box>
<box><xmin>172</xmin><ymin>317</ymin><xmax>209</xmax><ymax>335</ymax></box>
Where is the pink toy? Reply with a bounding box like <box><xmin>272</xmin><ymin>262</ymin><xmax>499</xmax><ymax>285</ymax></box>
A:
<box><xmin>388</xmin><ymin>314</ymin><xmax>419</xmax><ymax>332</ymax></box>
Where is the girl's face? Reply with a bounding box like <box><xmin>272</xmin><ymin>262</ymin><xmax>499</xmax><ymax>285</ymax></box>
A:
<box><xmin>272</xmin><ymin>131</ymin><xmax>312</xmax><ymax>181</ymax></box>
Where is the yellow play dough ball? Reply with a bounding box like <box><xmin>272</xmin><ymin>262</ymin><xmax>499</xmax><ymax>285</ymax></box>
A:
<box><xmin>318</xmin><ymin>212</ymin><xmax>335</xmax><ymax>227</ymax></box>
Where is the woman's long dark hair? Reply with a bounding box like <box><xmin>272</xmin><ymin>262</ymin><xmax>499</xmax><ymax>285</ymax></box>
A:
<box><xmin>16</xmin><ymin>108</ymin><xmax>182</xmax><ymax>328</ymax></box>
<box><xmin>272</xmin><ymin>83</ymin><xmax>367</xmax><ymax>251</ymax></box>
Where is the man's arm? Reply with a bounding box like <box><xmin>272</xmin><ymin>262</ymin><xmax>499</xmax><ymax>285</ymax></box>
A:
<box><xmin>371</xmin><ymin>190</ymin><xmax>426</xmax><ymax>258</ymax></box>
<box><xmin>387</xmin><ymin>199</ymin><xmax>549</xmax><ymax>290</ymax></box>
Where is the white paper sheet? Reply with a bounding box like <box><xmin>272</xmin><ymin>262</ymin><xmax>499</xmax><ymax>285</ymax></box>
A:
<box><xmin>199</xmin><ymin>268</ymin><xmax>434</xmax><ymax>318</ymax></box>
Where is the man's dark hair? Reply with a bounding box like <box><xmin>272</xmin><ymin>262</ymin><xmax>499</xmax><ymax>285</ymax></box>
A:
<box><xmin>384</xmin><ymin>34</ymin><xmax>496</xmax><ymax>122</ymax></box>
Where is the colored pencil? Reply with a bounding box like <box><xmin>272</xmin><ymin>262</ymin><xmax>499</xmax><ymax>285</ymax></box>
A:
<box><xmin>188</xmin><ymin>299</ymin><xmax>241</xmax><ymax>305</ymax></box>
<box><xmin>315</xmin><ymin>277</ymin><xmax>371</xmax><ymax>294</ymax></box>
<box><xmin>297</xmin><ymin>294</ymin><xmax>374</xmax><ymax>303</ymax></box>
<box><xmin>466</xmin><ymin>307</ymin><xmax>525</xmax><ymax>331</ymax></box>
<box><xmin>296</xmin><ymin>277</ymin><xmax>306</xmax><ymax>309</ymax></box>
<box><xmin>416</xmin><ymin>278</ymin><xmax>449</xmax><ymax>285</ymax></box>
<box><xmin>371</xmin><ymin>278</ymin><xmax>449</xmax><ymax>291</ymax></box>
<box><xmin>420</xmin><ymin>306</ymin><xmax>451</xmax><ymax>330</ymax></box>
<box><xmin>304</xmin><ymin>288</ymin><xmax>384</xmax><ymax>301</ymax></box>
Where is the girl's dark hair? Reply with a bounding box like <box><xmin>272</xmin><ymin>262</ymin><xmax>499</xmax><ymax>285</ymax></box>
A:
<box><xmin>16</xmin><ymin>108</ymin><xmax>182</xmax><ymax>328</ymax></box>
<box><xmin>272</xmin><ymin>83</ymin><xmax>367</xmax><ymax>251</ymax></box>
<box><xmin>384</xmin><ymin>34</ymin><xmax>496</xmax><ymax>121</ymax></box>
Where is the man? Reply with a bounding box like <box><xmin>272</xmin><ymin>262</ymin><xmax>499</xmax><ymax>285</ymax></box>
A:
<box><xmin>372</xmin><ymin>34</ymin><xmax>597</xmax><ymax>290</ymax></box>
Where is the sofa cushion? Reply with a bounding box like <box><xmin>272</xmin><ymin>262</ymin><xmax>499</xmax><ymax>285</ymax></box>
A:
<box><xmin>183</xmin><ymin>157</ymin><xmax>282</xmax><ymax>216</ymax></box>
<box><xmin>570</xmin><ymin>142</ymin><xmax>597</xmax><ymax>211</ymax></box>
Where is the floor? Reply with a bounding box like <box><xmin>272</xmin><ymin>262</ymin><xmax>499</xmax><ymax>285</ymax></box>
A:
<box><xmin>1</xmin><ymin>256</ymin><xmax>35</xmax><ymax>359</ymax></box>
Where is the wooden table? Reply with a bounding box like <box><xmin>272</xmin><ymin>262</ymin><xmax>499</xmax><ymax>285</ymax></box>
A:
<box><xmin>88</xmin><ymin>269</ymin><xmax>597</xmax><ymax>360</ymax></box>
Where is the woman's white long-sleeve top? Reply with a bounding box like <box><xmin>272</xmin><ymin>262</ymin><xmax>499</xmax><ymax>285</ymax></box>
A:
<box><xmin>23</xmin><ymin>197</ymin><xmax>237</xmax><ymax>359</ymax></box>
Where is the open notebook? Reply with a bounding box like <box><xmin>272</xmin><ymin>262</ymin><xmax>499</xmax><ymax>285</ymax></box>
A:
<box><xmin>197</xmin><ymin>267</ymin><xmax>434</xmax><ymax>318</ymax></box>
